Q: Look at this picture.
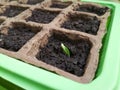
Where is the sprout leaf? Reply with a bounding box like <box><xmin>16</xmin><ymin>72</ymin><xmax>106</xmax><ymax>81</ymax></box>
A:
<box><xmin>61</xmin><ymin>43</ymin><xmax>70</xmax><ymax>57</ymax></box>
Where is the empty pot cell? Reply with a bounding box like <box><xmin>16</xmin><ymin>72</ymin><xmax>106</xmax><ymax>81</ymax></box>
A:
<box><xmin>61</xmin><ymin>14</ymin><xmax>100</xmax><ymax>35</ymax></box>
<box><xmin>26</xmin><ymin>9</ymin><xmax>60</xmax><ymax>24</ymax></box>
<box><xmin>0</xmin><ymin>6</ymin><xmax>28</xmax><ymax>17</ymax></box>
<box><xmin>36</xmin><ymin>31</ymin><xmax>92</xmax><ymax>76</ymax></box>
<box><xmin>75</xmin><ymin>4</ymin><xmax>108</xmax><ymax>16</ymax></box>
<box><xmin>27</xmin><ymin>0</ymin><xmax>44</xmax><ymax>5</ymax></box>
<box><xmin>0</xmin><ymin>22</ymin><xmax>40</xmax><ymax>51</ymax></box>
<box><xmin>50</xmin><ymin>1</ymin><xmax>72</xmax><ymax>9</ymax></box>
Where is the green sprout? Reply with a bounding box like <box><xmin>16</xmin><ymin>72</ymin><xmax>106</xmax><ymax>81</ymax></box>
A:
<box><xmin>61</xmin><ymin>43</ymin><xmax>70</xmax><ymax>57</ymax></box>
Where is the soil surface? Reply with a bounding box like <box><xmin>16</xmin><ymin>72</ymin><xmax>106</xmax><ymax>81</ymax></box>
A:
<box><xmin>0</xmin><ymin>20</ymin><xmax>4</xmax><ymax>24</ymax></box>
<box><xmin>26</xmin><ymin>9</ymin><xmax>59</xmax><ymax>24</ymax></box>
<box><xmin>27</xmin><ymin>0</ymin><xmax>44</xmax><ymax>5</ymax></box>
<box><xmin>61</xmin><ymin>15</ymin><xmax>100</xmax><ymax>35</ymax></box>
<box><xmin>36</xmin><ymin>33</ymin><xmax>92</xmax><ymax>76</ymax></box>
<box><xmin>50</xmin><ymin>3</ymin><xmax>70</xmax><ymax>9</ymax></box>
<box><xmin>0</xmin><ymin>25</ymin><xmax>36</xmax><ymax>51</ymax></box>
<box><xmin>0</xmin><ymin>6</ymin><xmax>28</xmax><ymax>17</ymax></box>
<box><xmin>75</xmin><ymin>5</ymin><xmax>108</xmax><ymax>16</ymax></box>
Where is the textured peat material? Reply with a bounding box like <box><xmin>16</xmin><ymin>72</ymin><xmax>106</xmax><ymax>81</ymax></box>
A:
<box><xmin>26</xmin><ymin>9</ymin><xmax>60</xmax><ymax>24</ymax></box>
<box><xmin>75</xmin><ymin>5</ymin><xmax>108</xmax><ymax>16</ymax></box>
<box><xmin>0</xmin><ymin>6</ymin><xmax>28</xmax><ymax>17</ymax></box>
<box><xmin>61</xmin><ymin>15</ymin><xmax>100</xmax><ymax>35</ymax></box>
<box><xmin>27</xmin><ymin>0</ymin><xmax>44</xmax><ymax>5</ymax></box>
<box><xmin>0</xmin><ymin>25</ymin><xmax>37</xmax><ymax>51</ymax></box>
<box><xmin>36</xmin><ymin>33</ymin><xmax>92</xmax><ymax>76</ymax></box>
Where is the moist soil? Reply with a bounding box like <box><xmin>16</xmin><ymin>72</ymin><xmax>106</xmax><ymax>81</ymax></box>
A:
<box><xmin>0</xmin><ymin>6</ymin><xmax>28</xmax><ymax>17</ymax></box>
<box><xmin>50</xmin><ymin>3</ymin><xmax>70</xmax><ymax>9</ymax></box>
<box><xmin>61</xmin><ymin>15</ymin><xmax>100</xmax><ymax>35</ymax></box>
<box><xmin>26</xmin><ymin>9</ymin><xmax>59</xmax><ymax>24</ymax></box>
<box><xmin>27</xmin><ymin>0</ymin><xmax>44</xmax><ymax>5</ymax></box>
<box><xmin>36</xmin><ymin>33</ymin><xmax>92</xmax><ymax>76</ymax></box>
<box><xmin>0</xmin><ymin>25</ymin><xmax>36</xmax><ymax>51</ymax></box>
<box><xmin>75</xmin><ymin>5</ymin><xmax>108</xmax><ymax>16</ymax></box>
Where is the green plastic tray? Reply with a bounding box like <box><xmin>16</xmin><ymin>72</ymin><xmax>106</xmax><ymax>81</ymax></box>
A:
<box><xmin>0</xmin><ymin>0</ymin><xmax>120</xmax><ymax>90</ymax></box>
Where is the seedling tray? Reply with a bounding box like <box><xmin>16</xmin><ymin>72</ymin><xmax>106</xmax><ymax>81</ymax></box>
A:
<box><xmin>0</xmin><ymin>0</ymin><xmax>120</xmax><ymax>89</ymax></box>
<box><xmin>0</xmin><ymin>0</ymin><xmax>111</xmax><ymax>83</ymax></box>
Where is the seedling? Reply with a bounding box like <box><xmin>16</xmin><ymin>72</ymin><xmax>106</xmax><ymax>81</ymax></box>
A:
<box><xmin>61</xmin><ymin>43</ymin><xmax>70</xmax><ymax>57</ymax></box>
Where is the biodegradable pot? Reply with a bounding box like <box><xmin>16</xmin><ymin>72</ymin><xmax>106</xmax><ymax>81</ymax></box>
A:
<box><xmin>0</xmin><ymin>0</ymin><xmax>110</xmax><ymax>83</ymax></box>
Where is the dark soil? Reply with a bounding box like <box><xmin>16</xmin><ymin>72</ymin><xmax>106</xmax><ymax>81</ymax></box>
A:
<box><xmin>0</xmin><ymin>25</ymin><xmax>37</xmax><ymax>51</ymax></box>
<box><xmin>26</xmin><ymin>9</ymin><xmax>60</xmax><ymax>24</ymax></box>
<box><xmin>0</xmin><ymin>20</ymin><xmax>4</xmax><ymax>25</ymax></box>
<box><xmin>61</xmin><ymin>15</ymin><xmax>100</xmax><ymax>35</ymax></box>
<box><xmin>75</xmin><ymin>5</ymin><xmax>108</xmax><ymax>16</ymax></box>
<box><xmin>9</xmin><ymin>0</ymin><xmax>19</xmax><ymax>1</ymax></box>
<box><xmin>0</xmin><ymin>6</ymin><xmax>28</xmax><ymax>17</ymax></box>
<box><xmin>27</xmin><ymin>0</ymin><xmax>44</xmax><ymax>5</ymax></box>
<box><xmin>50</xmin><ymin>3</ymin><xmax>71</xmax><ymax>9</ymax></box>
<box><xmin>36</xmin><ymin>33</ymin><xmax>92</xmax><ymax>76</ymax></box>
